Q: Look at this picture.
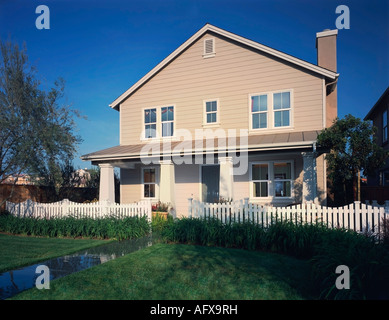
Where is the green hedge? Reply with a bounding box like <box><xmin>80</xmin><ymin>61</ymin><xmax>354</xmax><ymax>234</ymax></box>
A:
<box><xmin>0</xmin><ymin>214</ymin><xmax>150</xmax><ymax>240</ymax></box>
<box><xmin>157</xmin><ymin>217</ymin><xmax>389</xmax><ymax>300</ymax></box>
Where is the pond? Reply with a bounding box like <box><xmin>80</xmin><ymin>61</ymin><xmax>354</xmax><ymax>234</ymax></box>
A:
<box><xmin>0</xmin><ymin>235</ymin><xmax>156</xmax><ymax>300</ymax></box>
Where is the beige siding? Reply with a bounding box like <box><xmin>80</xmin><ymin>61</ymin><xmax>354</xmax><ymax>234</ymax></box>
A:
<box><xmin>174</xmin><ymin>164</ymin><xmax>200</xmax><ymax>217</ymax></box>
<box><xmin>120</xmin><ymin>32</ymin><xmax>324</xmax><ymax>145</ymax></box>
<box><xmin>120</xmin><ymin>167</ymin><xmax>141</xmax><ymax>204</ymax></box>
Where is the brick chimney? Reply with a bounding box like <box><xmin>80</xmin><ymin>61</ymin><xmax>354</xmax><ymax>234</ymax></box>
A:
<box><xmin>316</xmin><ymin>29</ymin><xmax>338</xmax><ymax>127</ymax></box>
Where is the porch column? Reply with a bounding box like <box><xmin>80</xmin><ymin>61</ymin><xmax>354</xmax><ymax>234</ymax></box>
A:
<box><xmin>218</xmin><ymin>156</ymin><xmax>234</xmax><ymax>201</ymax></box>
<box><xmin>99</xmin><ymin>163</ymin><xmax>115</xmax><ymax>203</ymax></box>
<box><xmin>302</xmin><ymin>152</ymin><xmax>317</xmax><ymax>203</ymax></box>
<box><xmin>159</xmin><ymin>160</ymin><xmax>175</xmax><ymax>212</ymax></box>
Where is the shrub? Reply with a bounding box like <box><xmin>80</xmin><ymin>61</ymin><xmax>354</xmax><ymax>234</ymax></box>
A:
<box><xmin>310</xmin><ymin>228</ymin><xmax>389</xmax><ymax>300</ymax></box>
<box><xmin>0</xmin><ymin>214</ymin><xmax>151</xmax><ymax>240</ymax></box>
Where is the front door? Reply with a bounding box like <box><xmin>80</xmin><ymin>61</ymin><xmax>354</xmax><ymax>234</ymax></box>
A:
<box><xmin>201</xmin><ymin>165</ymin><xmax>220</xmax><ymax>203</ymax></box>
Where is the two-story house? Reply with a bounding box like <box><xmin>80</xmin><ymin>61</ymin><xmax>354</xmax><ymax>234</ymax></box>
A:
<box><xmin>81</xmin><ymin>24</ymin><xmax>339</xmax><ymax>216</ymax></box>
<box><xmin>364</xmin><ymin>86</ymin><xmax>389</xmax><ymax>186</ymax></box>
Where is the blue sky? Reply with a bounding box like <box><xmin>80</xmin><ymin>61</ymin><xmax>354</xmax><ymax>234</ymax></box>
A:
<box><xmin>1</xmin><ymin>0</ymin><xmax>388</xmax><ymax>169</ymax></box>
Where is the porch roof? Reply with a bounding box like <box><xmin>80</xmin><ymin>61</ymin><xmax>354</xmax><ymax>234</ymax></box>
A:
<box><xmin>81</xmin><ymin>130</ymin><xmax>320</xmax><ymax>162</ymax></box>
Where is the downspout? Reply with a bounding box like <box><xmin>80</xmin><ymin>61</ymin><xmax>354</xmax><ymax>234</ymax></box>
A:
<box><xmin>313</xmin><ymin>141</ymin><xmax>318</xmax><ymax>204</ymax></box>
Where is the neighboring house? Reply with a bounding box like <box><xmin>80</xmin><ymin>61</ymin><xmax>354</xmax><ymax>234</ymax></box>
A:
<box><xmin>72</xmin><ymin>168</ymin><xmax>92</xmax><ymax>187</ymax></box>
<box><xmin>364</xmin><ymin>86</ymin><xmax>389</xmax><ymax>186</ymax></box>
<box><xmin>81</xmin><ymin>24</ymin><xmax>339</xmax><ymax>216</ymax></box>
<box><xmin>1</xmin><ymin>174</ymin><xmax>35</xmax><ymax>185</ymax></box>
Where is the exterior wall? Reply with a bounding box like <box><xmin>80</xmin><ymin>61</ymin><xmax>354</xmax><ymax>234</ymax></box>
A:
<box><xmin>120</xmin><ymin>32</ymin><xmax>325</xmax><ymax>145</ymax></box>
<box><xmin>174</xmin><ymin>164</ymin><xmax>200</xmax><ymax>217</ymax></box>
<box><xmin>366</xmin><ymin>90</ymin><xmax>389</xmax><ymax>186</ymax></box>
<box><xmin>120</xmin><ymin>166</ymin><xmax>141</xmax><ymax>204</ymax></box>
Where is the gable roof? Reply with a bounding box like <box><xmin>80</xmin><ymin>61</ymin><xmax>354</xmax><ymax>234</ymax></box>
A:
<box><xmin>364</xmin><ymin>86</ymin><xmax>389</xmax><ymax>120</ymax></box>
<box><xmin>110</xmin><ymin>23</ymin><xmax>339</xmax><ymax>111</ymax></box>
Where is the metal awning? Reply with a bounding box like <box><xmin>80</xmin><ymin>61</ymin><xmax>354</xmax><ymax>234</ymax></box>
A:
<box><xmin>81</xmin><ymin>130</ymin><xmax>320</xmax><ymax>162</ymax></box>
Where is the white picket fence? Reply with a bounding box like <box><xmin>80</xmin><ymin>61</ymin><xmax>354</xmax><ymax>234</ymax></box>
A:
<box><xmin>188</xmin><ymin>198</ymin><xmax>389</xmax><ymax>236</ymax></box>
<box><xmin>5</xmin><ymin>199</ymin><xmax>152</xmax><ymax>221</ymax></box>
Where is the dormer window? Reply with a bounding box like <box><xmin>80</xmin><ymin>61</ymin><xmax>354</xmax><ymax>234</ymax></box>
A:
<box><xmin>203</xmin><ymin>38</ymin><xmax>215</xmax><ymax>58</ymax></box>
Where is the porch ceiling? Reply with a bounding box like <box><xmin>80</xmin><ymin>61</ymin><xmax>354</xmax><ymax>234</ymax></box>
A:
<box><xmin>81</xmin><ymin>130</ymin><xmax>320</xmax><ymax>162</ymax></box>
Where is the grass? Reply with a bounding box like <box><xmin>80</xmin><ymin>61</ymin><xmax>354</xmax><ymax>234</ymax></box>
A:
<box><xmin>0</xmin><ymin>233</ymin><xmax>112</xmax><ymax>273</ymax></box>
<box><xmin>10</xmin><ymin>243</ymin><xmax>315</xmax><ymax>300</ymax></box>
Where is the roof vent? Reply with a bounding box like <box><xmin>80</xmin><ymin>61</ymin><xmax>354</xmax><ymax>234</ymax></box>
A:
<box><xmin>203</xmin><ymin>38</ymin><xmax>215</xmax><ymax>58</ymax></box>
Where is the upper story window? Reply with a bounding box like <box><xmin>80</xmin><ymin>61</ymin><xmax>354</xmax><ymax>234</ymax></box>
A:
<box><xmin>204</xmin><ymin>100</ymin><xmax>219</xmax><ymax>125</ymax></box>
<box><xmin>143</xmin><ymin>106</ymin><xmax>174</xmax><ymax>139</ymax></box>
<box><xmin>251</xmin><ymin>95</ymin><xmax>267</xmax><ymax>129</ymax></box>
<box><xmin>144</xmin><ymin>108</ymin><xmax>157</xmax><ymax>139</ymax></box>
<box><xmin>250</xmin><ymin>90</ymin><xmax>292</xmax><ymax>131</ymax></box>
<box><xmin>383</xmin><ymin>109</ymin><xmax>388</xmax><ymax>143</ymax></box>
<box><xmin>273</xmin><ymin>92</ymin><xmax>290</xmax><ymax>127</ymax></box>
<box><xmin>161</xmin><ymin>106</ymin><xmax>174</xmax><ymax>137</ymax></box>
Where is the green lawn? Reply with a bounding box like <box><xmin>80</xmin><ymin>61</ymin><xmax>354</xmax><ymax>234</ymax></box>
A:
<box><xmin>11</xmin><ymin>243</ymin><xmax>316</xmax><ymax>300</ymax></box>
<box><xmin>0</xmin><ymin>233</ymin><xmax>112</xmax><ymax>273</ymax></box>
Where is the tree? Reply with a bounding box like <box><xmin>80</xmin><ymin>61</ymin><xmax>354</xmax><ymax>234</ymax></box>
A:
<box><xmin>317</xmin><ymin>114</ymin><xmax>388</xmax><ymax>205</ymax></box>
<box><xmin>0</xmin><ymin>39</ymin><xmax>82</xmax><ymax>205</ymax></box>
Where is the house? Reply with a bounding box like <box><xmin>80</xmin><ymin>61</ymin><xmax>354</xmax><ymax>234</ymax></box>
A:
<box><xmin>81</xmin><ymin>24</ymin><xmax>339</xmax><ymax>216</ymax></box>
<box><xmin>364</xmin><ymin>86</ymin><xmax>389</xmax><ymax>186</ymax></box>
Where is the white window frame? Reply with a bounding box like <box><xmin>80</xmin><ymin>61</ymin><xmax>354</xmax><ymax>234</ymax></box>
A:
<box><xmin>141</xmin><ymin>166</ymin><xmax>159</xmax><ymax>200</ymax></box>
<box><xmin>143</xmin><ymin>108</ymin><xmax>157</xmax><ymax>139</ymax></box>
<box><xmin>203</xmin><ymin>37</ymin><xmax>215</xmax><ymax>58</ymax></box>
<box><xmin>249</xmin><ymin>94</ymin><xmax>268</xmax><ymax>131</ymax></box>
<box><xmin>161</xmin><ymin>105</ymin><xmax>175</xmax><ymax>138</ymax></box>
<box><xmin>249</xmin><ymin>160</ymin><xmax>294</xmax><ymax>200</ymax></box>
<box><xmin>249</xmin><ymin>162</ymin><xmax>270</xmax><ymax>199</ymax></box>
<box><xmin>203</xmin><ymin>99</ymin><xmax>220</xmax><ymax>127</ymax></box>
<box><xmin>249</xmin><ymin>89</ymin><xmax>293</xmax><ymax>132</ymax></box>
<box><xmin>141</xmin><ymin>105</ymin><xmax>176</xmax><ymax>141</ymax></box>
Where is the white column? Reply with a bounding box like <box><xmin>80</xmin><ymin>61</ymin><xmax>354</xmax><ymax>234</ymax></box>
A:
<box><xmin>99</xmin><ymin>163</ymin><xmax>115</xmax><ymax>203</ymax></box>
<box><xmin>302</xmin><ymin>152</ymin><xmax>317</xmax><ymax>203</ymax></box>
<box><xmin>159</xmin><ymin>160</ymin><xmax>175</xmax><ymax>213</ymax></box>
<box><xmin>218</xmin><ymin>156</ymin><xmax>234</xmax><ymax>201</ymax></box>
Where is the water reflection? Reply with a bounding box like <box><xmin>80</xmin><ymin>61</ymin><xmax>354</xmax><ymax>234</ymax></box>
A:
<box><xmin>0</xmin><ymin>235</ymin><xmax>155</xmax><ymax>300</ymax></box>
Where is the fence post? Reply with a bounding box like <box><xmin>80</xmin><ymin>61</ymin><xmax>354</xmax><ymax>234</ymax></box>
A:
<box><xmin>244</xmin><ymin>198</ymin><xmax>249</xmax><ymax>222</ymax></box>
<box><xmin>385</xmin><ymin>201</ymin><xmax>389</xmax><ymax>215</ymax></box>
<box><xmin>188</xmin><ymin>198</ymin><xmax>193</xmax><ymax>218</ymax></box>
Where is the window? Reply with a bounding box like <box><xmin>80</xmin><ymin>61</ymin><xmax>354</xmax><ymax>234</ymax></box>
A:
<box><xmin>383</xmin><ymin>110</ymin><xmax>388</xmax><ymax>143</ymax></box>
<box><xmin>143</xmin><ymin>168</ymin><xmax>156</xmax><ymax>198</ymax></box>
<box><xmin>252</xmin><ymin>164</ymin><xmax>269</xmax><ymax>197</ymax></box>
<box><xmin>274</xmin><ymin>162</ymin><xmax>292</xmax><ymax>197</ymax></box>
<box><xmin>143</xmin><ymin>106</ymin><xmax>174</xmax><ymax>139</ymax></box>
<box><xmin>204</xmin><ymin>100</ymin><xmax>218</xmax><ymax>124</ymax></box>
<box><xmin>250</xmin><ymin>90</ymin><xmax>292</xmax><ymax>130</ymax></box>
<box><xmin>144</xmin><ymin>108</ymin><xmax>157</xmax><ymax>139</ymax></box>
<box><xmin>273</xmin><ymin>92</ymin><xmax>290</xmax><ymax>127</ymax></box>
<box><xmin>161</xmin><ymin>106</ymin><xmax>174</xmax><ymax>137</ymax></box>
<box><xmin>250</xmin><ymin>161</ymin><xmax>293</xmax><ymax>199</ymax></box>
<box><xmin>251</xmin><ymin>95</ymin><xmax>267</xmax><ymax>129</ymax></box>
